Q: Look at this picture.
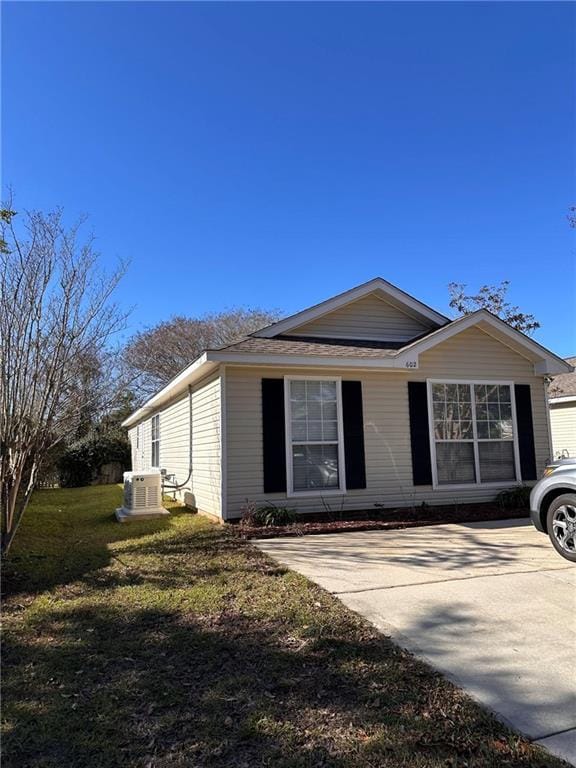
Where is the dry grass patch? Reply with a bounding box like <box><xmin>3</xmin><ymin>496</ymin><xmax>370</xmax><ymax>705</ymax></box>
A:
<box><xmin>2</xmin><ymin>485</ymin><xmax>567</xmax><ymax>768</ymax></box>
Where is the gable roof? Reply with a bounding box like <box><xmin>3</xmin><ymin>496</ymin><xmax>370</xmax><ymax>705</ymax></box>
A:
<box><xmin>252</xmin><ymin>277</ymin><xmax>450</xmax><ymax>338</ymax></box>
<box><xmin>122</xmin><ymin>284</ymin><xmax>572</xmax><ymax>428</ymax></box>
<box><xmin>399</xmin><ymin>310</ymin><xmax>573</xmax><ymax>376</ymax></box>
<box><xmin>549</xmin><ymin>357</ymin><xmax>576</xmax><ymax>402</ymax></box>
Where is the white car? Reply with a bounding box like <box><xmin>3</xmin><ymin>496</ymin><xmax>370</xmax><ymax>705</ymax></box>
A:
<box><xmin>530</xmin><ymin>458</ymin><xmax>576</xmax><ymax>562</ymax></box>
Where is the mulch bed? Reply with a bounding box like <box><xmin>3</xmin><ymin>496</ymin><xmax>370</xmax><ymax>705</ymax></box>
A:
<box><xmin>234</xmin><ymin>502</ymin><xmax>529</xmax><ymax>539</ymax></box>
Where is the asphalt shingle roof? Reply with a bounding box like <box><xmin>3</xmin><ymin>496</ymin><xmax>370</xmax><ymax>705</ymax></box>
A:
<box><xmin>549</xmin><ymin>357</ymin><xmax>576</xmax><ymax>398</ymax></box>
<box><xmin>211</xmin><ymin>334</ymin><xmax>403</xmax><ymax>358</ymax></box>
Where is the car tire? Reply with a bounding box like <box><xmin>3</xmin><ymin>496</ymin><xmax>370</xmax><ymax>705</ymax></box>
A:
<box><xmin>546</xmin><ymin>494</ymin><xmax>576</xmax><ymax>563</ymax></box>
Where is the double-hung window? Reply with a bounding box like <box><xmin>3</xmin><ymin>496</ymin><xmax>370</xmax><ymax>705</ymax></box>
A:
<box><xmin>151</xmin><ymin>415</ymin><xmax>160</xmax><ymax>468</ymax></box>
<box><xmin>286</xmin><ymin>378</ymin><xmax>345</xmax><ymax>494</ymax></box>
<box><xmin>430</xmin><ymin>381</ymin><xmax>518</xmax><ymax>486</ymax></box>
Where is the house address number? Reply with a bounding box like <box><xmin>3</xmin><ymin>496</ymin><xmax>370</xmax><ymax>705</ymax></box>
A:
<box><xmin>405</xmin><ymin>361</ymin><xmax>417</xmax><ymax>368</ymax></box>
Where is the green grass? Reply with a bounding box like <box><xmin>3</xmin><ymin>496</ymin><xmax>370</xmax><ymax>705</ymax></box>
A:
<box><xmin>2</xmin><ymin>485</ymin><xmax>567</xmax><ymax>768</ymax></box>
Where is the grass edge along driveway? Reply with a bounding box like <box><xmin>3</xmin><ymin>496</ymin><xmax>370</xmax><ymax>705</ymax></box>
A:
<box><xmin>2</xmin><ymin>485</ymin><xmax>569</xmax><ymax>768</ymax></box>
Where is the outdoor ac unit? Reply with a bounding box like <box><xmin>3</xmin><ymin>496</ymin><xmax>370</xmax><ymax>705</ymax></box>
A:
<box><xmin>115</xmin><ymin>471</ymin><xmax>169</xmax><ymax>522</ymax></box>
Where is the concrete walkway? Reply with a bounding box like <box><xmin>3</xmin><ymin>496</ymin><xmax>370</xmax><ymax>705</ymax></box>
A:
<box><xmin>255</xmin><ymin>519</ymin><xmax>576</xmax><ymax>766</ymax></box>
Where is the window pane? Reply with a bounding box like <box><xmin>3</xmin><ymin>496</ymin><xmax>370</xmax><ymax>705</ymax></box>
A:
<box><xmin>488</xmin><ymin>403</ymin><xmax>500</xmax><ymax>420</ymax></box>
<box><xmin>479</xmin><ymin>442</ymin><xmax>515</xmax><ymax>482</ymax></box>
<box><xmin>291</xmin><ymin>421</ymin><xmax>307</xmax><ymax>441</ymax></box>
<box><xmin>292</xmin><ymin>444</ymin><xmax>339</xmax><ymax>491</ymax></box>
<box><xmin>322</xmin><ymin>401</ymin><xmax>337</xmax><ymax>421</ymax></box>
<box><xmin>306</xmin><ymin>401</ymin><xmax>322</xmax><ymax>421</ymax></box>
<box><xmin>433</xmin><ymin>401</ymin><xmax>445</xmax><ymax>420</ymax></box>
<box><xmin>475</xmin><ymin>385</ymin><xmax>487</xmax><ymax>403</ymax></box>
<box><xmin>446</xmin><ymin>384</ymin><xmax>459</xmax><ymax>401</ymax></box>
<box><xmin>489</xmin><ymin>421</ymin><xmax>503</xmax><ymax>439</ymax></box>
<box><xmin>476</xmin><ymin>421</ymin><xmax>489</xmax><ymax>439</ymax></box>
<box><xmin>500</xmin><ymin>403</ymin><xmax>512</xmax><ymax>419</ymax></box>
<box><xmin>458</xmin><ymin>385</ymin><xmax>471</xmax><ymax>402</ymax></box>
<box><xmin>475</xmin><ymin>403</ymin><xmax>487</xmax><ymax>420</ymax></box>
<box><xmin>291</xmin><ymin>402</ymin><xmax>307</xmax><ymax>421</ymax></box>
<box><xmin>323</xmin><ymin>421</ymin><xmax>338</xmax><ymax>441</ymax></box>
<box><xmin>307</xmin><ymin>421</ymin><xmax>323</xmax><ymax>441</ymax></box>
<box><xmin>498</xmin><ymin>385</ymin><xmax>511</xmax><ymax>403</ymax></box>
<box><xmin>486</xmin><ymin>385</ymin><xmax>499</xmax><ymax>403</ymax></box>
<box><xmin>321</xmin><ymin>381</ymin><xmax>337</xmax><ymax>399</ymax></box>
<box><xmin>291</xmin><ymin>381</ymin><xmax>306</xmax><ymax>400</ymax></box>
<box><xmin>306</xmin><ymin>381</ymin><xmax>321</xmax><ymax>400</ymax></box>
<box><xmin>432</xmin><ymin>383</ymin><xmax>445</xmax><ymax>401</ymax></box>
<box><xmin>436</xmin><ymin>442</ymin><xmax>476</xmax><ymax>485</ymax></box>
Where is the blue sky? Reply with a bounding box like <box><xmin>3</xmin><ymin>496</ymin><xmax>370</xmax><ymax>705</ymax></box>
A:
<box><xmin>3</xmin><ymin>1</ymin><xmax>575</xmax><ymax>354</ymax></box>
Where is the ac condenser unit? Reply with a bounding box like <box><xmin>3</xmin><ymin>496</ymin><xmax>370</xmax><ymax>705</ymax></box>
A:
<box><xmin>115</xmin><ymin>471</ymin><xmax>169</xmax><ymax>522</ymax></box>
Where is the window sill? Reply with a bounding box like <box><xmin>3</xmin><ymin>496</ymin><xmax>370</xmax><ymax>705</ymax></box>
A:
<box><xmin>433</xmin><ymin>480</ymin><xmax>522</xmax><ymax>491</ymax></box>
<box><xmin>287</xmin><ymin>489</ymin><xmax>347</xmax><ymax>498</ymax></box>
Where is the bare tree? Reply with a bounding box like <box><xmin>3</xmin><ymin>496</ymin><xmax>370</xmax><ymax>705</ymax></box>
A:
<box><xmin>0</xmin><ymin>203</ymin><xmax>128</xmax><ymax>552</ymax></box>
<box><xmin>125</xmin><ymin>307</ymin><xmax>281</xmax><ymax>400</ymax></box>
<box><xmin>448</xmin><ymin>281</ymin><xmax>540</xmax><ymax>336</ymax></box>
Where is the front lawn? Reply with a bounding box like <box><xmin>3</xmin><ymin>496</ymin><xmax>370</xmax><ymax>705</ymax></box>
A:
<box><xmin>2</xmin><ymin>486</ymin><xmax>565</xmax><ymax>768</ymax></box>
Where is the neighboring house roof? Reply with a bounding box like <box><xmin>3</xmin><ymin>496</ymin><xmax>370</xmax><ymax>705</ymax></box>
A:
<box><xmin>548</xmin><ymin>357</ymin><xmax>576</xmax><ymax>403</ymax></box>
<box><xmin>122</xmin><ymin>279</ymin><xmax>573</xmax><ymax>427</ymax></box>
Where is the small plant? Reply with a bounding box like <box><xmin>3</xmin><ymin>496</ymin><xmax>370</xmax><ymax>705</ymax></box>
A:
<box><xmin>240</xmin><ymin>501</ymin><xmax>297</xmax><ymax>527</ymax></box>
<box><xmin>240</xmin><ymin>499</ymin><xmax>258</xmax><ymax>527</ymax></box>
<box><xmin>496</xmin><ymin>485</ymin><xmax>531</xmax><ymax>510</ymax></box>
<box><xmin>320</xmin><ymin>494</ymin><xmax>345</xmax><ymax>521</ymax></box>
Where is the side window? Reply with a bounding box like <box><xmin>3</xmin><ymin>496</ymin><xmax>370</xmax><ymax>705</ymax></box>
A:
<box><xmin>151</xmin><ymin>415</ymin><xmax>160</xmax><ymax>467</ymax></box>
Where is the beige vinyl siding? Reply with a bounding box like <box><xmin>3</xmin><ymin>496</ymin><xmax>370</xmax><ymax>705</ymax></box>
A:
<box><xmin>224</xmin><ymin>326</ymin><xmax>550</xmax><ymax>518</ymax></box>
<box><xmin>187</xmin><ymin>373</ymin><xmax>222</xmax><ymax>516</ymax></box>
<box><xmin>127</xmin><ymin>372</ymin><xmax>222</xmax><ymax>516</ymax></box>
<box><xmin>550</xmin><ymin>402</ymin><xmax>576</xmax><ymax>458</ymax></box>
<box><xmin>290</xmin><ymin>293</ymin><xmax>435</xmax><ymax>341</ymax></box>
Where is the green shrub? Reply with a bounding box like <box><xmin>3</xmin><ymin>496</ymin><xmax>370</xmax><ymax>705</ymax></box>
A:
<box><xmin>240</xmin><ymin>501</ymin><xmax>297</xmax><ymax>527</ymax></box>
<box><xmin>57</xmin><ymin>434</ymin><xmax>131</xmax><ymax>488</ymax></box>
<box><xmin>496</xmin><ymin>485</ymin><xmax>531</xmax><ymax>510</ymax></box>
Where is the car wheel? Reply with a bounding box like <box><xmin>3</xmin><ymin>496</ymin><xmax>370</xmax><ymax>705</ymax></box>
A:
<box><xmin>546</xmin><ymin>494</ymin><xmax>576</xmax><ymax>563</ymax></box>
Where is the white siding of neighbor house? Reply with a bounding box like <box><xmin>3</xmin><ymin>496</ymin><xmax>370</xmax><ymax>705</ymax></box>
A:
<box><xmin>550</xmin><ymin>402</ymin><xmax>576</xmax><ymax>459</ymax></box>
<box><xmin>224</xmin><ymin>326</ymin><xmax>550</xmax><ymax>518</ymax></box>
<box><xmin>289</xmin><ymin>293</ymin><xmax>436</xmax><ymax>341</ymax></box>
<box><xmin>127</xmin><ymin>372</ymin><xmax>222</xmax><ymax>516</ymax></box>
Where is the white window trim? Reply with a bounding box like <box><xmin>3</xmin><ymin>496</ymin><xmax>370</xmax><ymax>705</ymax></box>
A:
<box><xmin>426</xmin><ymin>379</ymin><xmax>522</xmax><ymax>490</ymax></box>
<box><xmin>284</xmin><ymin>375</ymin><xmax>347</xmax><ymax>497</ymax></box>
<box><xmin>151</xmin><ymin>414</ymin><xmax>161</xmax><ymax>469</ymax></box>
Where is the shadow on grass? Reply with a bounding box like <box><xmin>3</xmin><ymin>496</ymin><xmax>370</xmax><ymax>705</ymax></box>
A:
<box><xmin>2</xmin><ymin>488</ymin><xmax>567</xmax><ymax>768</ymax></box>
<box><xmin>3</xmin><ymin>600</ymin><xmax>562</xmax><ymax>768</ymax></box>
<box><xmin>2</xmin><ymin>485</ymin><xmax>183</xmax><ymax>598</ymax></box>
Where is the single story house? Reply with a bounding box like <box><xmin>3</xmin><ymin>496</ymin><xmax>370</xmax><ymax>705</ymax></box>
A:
<box><xmin>548</xmin><ymin>357</ymin><xmax>576</xmax><ymax>459</ymax></box>
<box><xmin>122</xmin><ymin>278</ymin><xmax>572</xmax><ymax>520</ymax></box>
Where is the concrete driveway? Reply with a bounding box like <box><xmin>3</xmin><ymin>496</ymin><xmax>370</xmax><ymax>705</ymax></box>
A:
<box><xmin>255</xmin><ymin>519</ymin><xmax>576</xmax><ymax>766</ymax></box>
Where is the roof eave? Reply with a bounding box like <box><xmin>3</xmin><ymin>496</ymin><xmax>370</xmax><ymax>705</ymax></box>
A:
<box><xmin>121</xmin><ymin>354</ymin><xmax>218</xmax><ymax>428</ymax></box>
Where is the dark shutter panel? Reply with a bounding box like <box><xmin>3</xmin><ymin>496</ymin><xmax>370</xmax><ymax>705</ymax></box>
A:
<box><xmin>262</xmin><ymin>379</ymin><xmax>287</xmax><ymax>493</ymax></box>
<box><xmin>514</xmin><ymin>384</ymin><xmax>537</xmax><ymax>481</ymax></box>
<box><xmin>408</xmin><ymin>382</ymin><xmax>433</xmax><ymax>486</ymax></box>
<box><xmin>341</xmin><ymin>381</ymin><xmax>366</xmax><ymax>489</ymax></box>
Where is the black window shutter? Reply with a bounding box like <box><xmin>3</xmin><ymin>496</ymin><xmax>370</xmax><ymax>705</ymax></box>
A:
<box><xmin>262</xmin><ymin>379</ymin><xmax>287</xmax><ymax>493</ymax></box>
<box><xmin>341</xmin><ymin>381</ymin><xmax>367</xmax><ymax>489</ymax></box>
<box><xmin>408</xmin><ymin>382</ymin><xmax>433</xmax><ymax>486</ymax></box>
<box><xmin>514</xmin><ymin>384</ymin><xmax>537</xmax><ymax>481</ymax></box>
